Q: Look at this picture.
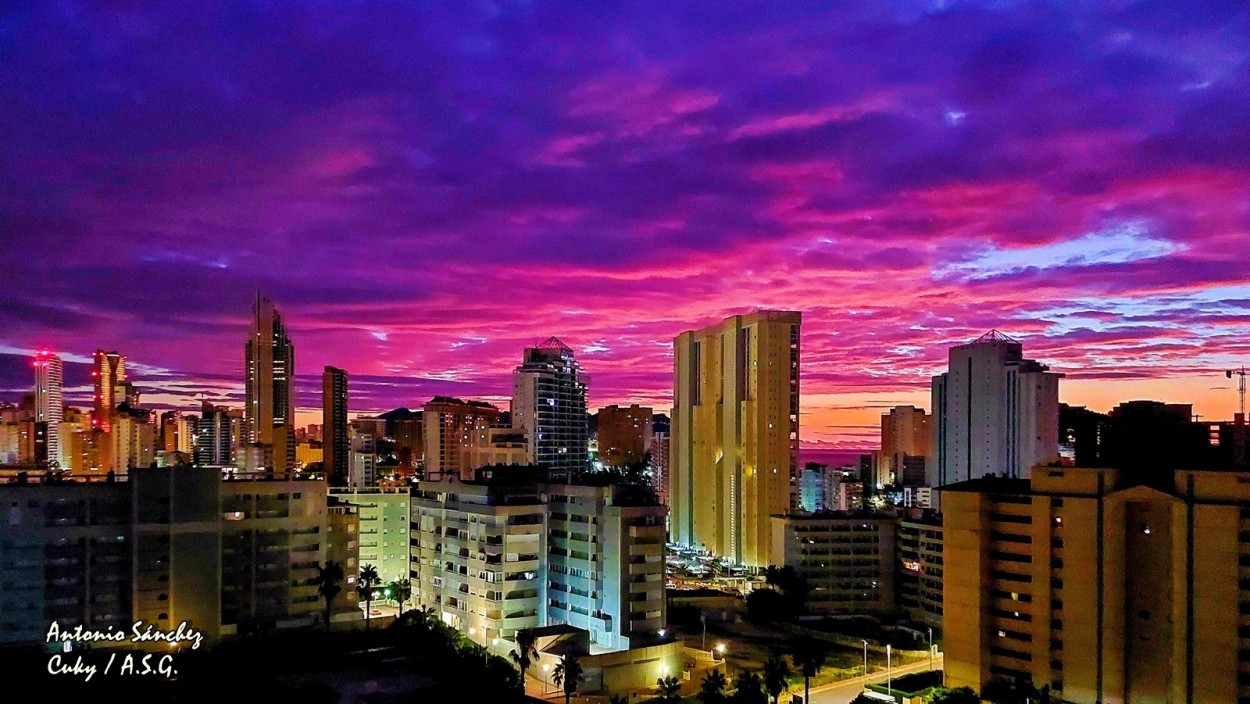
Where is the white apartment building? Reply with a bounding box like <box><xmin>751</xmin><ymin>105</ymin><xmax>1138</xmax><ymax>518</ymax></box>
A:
<box><xmin>410</xmin><ymin>473</ymin><xmax>666</xmax><ymax>656</ymax></box>
<box><xmin>930</xmin><ymin>330</ymin><xmax>1061</xmax><ymax>486</ymax></box>
<box><xmin>546</xmin><ymin>483</ymin><xmax>665</xmax><ymax>652</ymax></box>
<box><xmin>330</xmin><ymin>487</ymin><xmax>410</xmax><ymax>584</ymax></box>
<box><xmin>410</xmin><ymin>478</ymin><xmax>546</xmax><ymax>647</ymax></box>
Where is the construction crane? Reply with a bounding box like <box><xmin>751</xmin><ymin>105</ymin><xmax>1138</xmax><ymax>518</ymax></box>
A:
<box><xmin>1228</xmin><ymin>366</ymin><xmax>1247</xmax><ymax>417</ymax></box>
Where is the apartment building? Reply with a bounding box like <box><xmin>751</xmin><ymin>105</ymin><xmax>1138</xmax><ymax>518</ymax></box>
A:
<box><xmin>410</xmin><ymin>471</ymin><xmax>667</xmax><ymax>655</ymax></box>
<box><xmin>330</xmin><ymin>487</ymin><xmax>410</xmax><ymax>584</ymax></box>
<box><xmin>769</xmin><ymin>512</ymin><xmax>896</xmax><ymax>613</ymax></box>
<box><xmin>0</xmin><ymin>468</ymin><xmax>354</xmax><ymax>646</ymax></box>
<box><xmin>410</xmin><ymin>477</ymin><xmax>546</xmax><ymax>646</ymax></box>
<box><xmin>943</xmin><ymin>466</ymin><xmax>1250</xmax><ymax>704</ymax></box>
<box><xmin>897</xmin><ymin>510</ymin><xmax>943</xmax><ymax>629</ymax></box>
<box><xmin>546</xmin><ymin>482</ymin><xmax>666</xmax><ymax>652</ymax></box>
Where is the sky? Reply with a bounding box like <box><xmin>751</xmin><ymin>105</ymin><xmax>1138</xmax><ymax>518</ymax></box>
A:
<box><xmin>2</xmin><ymin>1</ymin><xmax>1249</xmax><ymax>449</ymax></box>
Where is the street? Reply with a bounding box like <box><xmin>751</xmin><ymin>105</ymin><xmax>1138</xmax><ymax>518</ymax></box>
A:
<box><xmin>802</xmin><ymin>654</ymin><xmax>944</xmax><ymax>704</ymax></box>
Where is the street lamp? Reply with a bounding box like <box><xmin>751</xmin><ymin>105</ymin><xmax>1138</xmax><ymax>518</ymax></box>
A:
<box><xmin>862</xmin><ymin>640</ymin><xmax>868</xmax><ymax>678</ymax></box>
<box><xmin>716</xmin><ymin>642</ymin><xmax>726</xmax><ymax>656</ymax></box>
<box><xmin>927</xmin><ymin>628</ymin><xmax>934</xmax><ymax>673</ymax></box>
<box><xmin>542</xmin><ymin>663</ymin><xmax>551</xmax><ymax>694</ymax></box>
<box><xmin>886</xmin><ymin>645</ymin><xmax>892</xmax><ymax>696</ymax></box>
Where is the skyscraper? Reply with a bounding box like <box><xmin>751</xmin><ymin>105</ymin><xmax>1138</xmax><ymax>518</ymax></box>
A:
<box><xmin>511</xmin><ymin>337</ymin><xmax>588</xmax><ymax>474</ymax></box>
<box><xmin>244</xmin><ymin>295</ymin><xmax>295</xmax><ymax>461</ymax></box>
<box><xmin>33</xmin><ymin>350</ymin><xmax>63</xmax><ymax>467</ymax></box>
<box><xmin>194</xmin><ymin>401</ymin><xmax>233</xmax><ymax>466</ymax></box>
<box><xmin>930</xmin><ymin>330</ymin><xmax>1061</xmax><ymax>486</ymax></box>
<box><xmin>880</xmin><ymin>405</ymin><xmax>931</xmax><ymax>487</ymax></box>
<box><xmin>91</xmin><ymin>349</ymin><xmax>132</xmax><ymax>432</ymax></box>
<box><xmin>322</xmin><ymin>366</ymin><xmax>349</xmax><ymax>484</ymax></box>
<box><xmin>671</xmin><ymin>310</ymin><xmax>801</xmax><ymax>567</ymax></box>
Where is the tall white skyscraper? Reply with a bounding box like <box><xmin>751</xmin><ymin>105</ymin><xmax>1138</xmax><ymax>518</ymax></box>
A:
<box><xmin>511</xmin><ymin>337</ymin><xmax>588</xmax><ymax>474</ymax></box>
<box><xmin>930</xmin><ymin>330</ymin><xmax>1061</xmax><ymax>486</ymax></box>
<box><xmin>33</xmin><ymin>350</ymin><xmax>63</xmax><ymax>467</ymax></box>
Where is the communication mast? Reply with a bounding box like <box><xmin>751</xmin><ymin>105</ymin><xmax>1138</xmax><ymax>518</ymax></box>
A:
<box><xmin>1227</xmin><ymin>366</ymin><xmax>1247</xmax><ymax>417</ymax></box>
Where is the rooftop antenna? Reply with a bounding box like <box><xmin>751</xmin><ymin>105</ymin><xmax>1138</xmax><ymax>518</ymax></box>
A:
<box><xmin>1227</xmin><ymin>366</ymin><xmax>1247</xmax><ymax>417</ymax></box>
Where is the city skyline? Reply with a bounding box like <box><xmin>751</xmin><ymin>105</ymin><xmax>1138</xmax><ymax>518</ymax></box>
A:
<box><xmin>4</xmin><ymin>2</ymin><xmax>1250</xmax><ymax>448</ymax></box>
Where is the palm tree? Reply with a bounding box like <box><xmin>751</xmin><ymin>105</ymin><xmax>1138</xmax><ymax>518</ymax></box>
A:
<box><xmin>389</xmin><ymin>577</ymin><xmax>412</xmax><ymax>618</ymax></box>
<box><xmin>358</xmin><ymin>563</ymin><xmax>380</xmax><ymax>631</ymax></box>
<box><xmin>655</xmin><ymin>675</ymin><xmax>683</xmax><ymax>703</ymax></box>
<box><xmin>791</xmin><ymin>637</ymin><xmax>828</xmax><ymax>704</ymax></box>
<box><xmin>730</xmin><ymin>671</ymin><xmax>767</xmax><ymax>704</ymax></box>
<box><xmin>762</xmin><ymin>654</ymin><xmax>791</xmax><ymax>704</ymax></box>
<box><xmin>509</xmin><ymin>628</ymin><xmax>539</xmax><ymax>679</ymax></box>
<box><xmin>552</xmin><ymin>653</ymin><xmax>584</xmax><ymax>704</ymax></box>
<box><xmin>311</xmin><ymin>561</ymin><xmax>344</xmax><ymax>631</ymax></box>
<box><xmin>699</xmin><ymin>668</ymin><xmax>729</xmax><ymax>704</ymax></box>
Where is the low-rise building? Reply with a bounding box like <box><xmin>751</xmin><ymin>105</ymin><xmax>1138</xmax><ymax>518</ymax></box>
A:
<box><xmin>897</xmin><ymin>510</ymin><xmax>943</xmax><ymax>629</ymax></box>
<box><xmin>769</xmin><ymin>512</ymin><xmax>896</xmax><ymax>614</ymax></box>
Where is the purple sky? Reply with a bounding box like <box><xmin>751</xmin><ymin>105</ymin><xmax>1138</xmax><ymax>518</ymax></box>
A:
<box><xmin>3</xmin><ymin>1</ymin><xmax>1249</xmax><ymax>448</ymax></box>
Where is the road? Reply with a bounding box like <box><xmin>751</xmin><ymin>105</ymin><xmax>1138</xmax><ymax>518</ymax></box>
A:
<box><xmin>801</xmin><ymin>654</ymin><xmax>944</xmax><ymax>704</ymax></box>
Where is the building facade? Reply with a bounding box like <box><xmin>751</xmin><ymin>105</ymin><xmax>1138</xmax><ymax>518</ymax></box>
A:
<box><xmin>881</xmin><ymin>405</ymin><xmax>930</xmax><ymax>487</ymax></box>
<box><xmin>672</xmin><ymin>310</ymin><xmax>801</xmax><ymax>567</ymax></box>
<box><xmin>0</xmin><ymin>468</ymin><xmax>351</xmax><ymax>646</ymax></box>
<box><xmin>323</xmin><ymin>366</ymin><xmax>349</xmax><ymax>485</ymax></box>
<box><xmin>92</xmin><ymin>349</ymin><xmax>128</xmax><ymax>432</ymax></box>
<box><xmin>244</xmin><ymin>295</ymin><xmax>295</xmax><ymax>468</ymax></box>
<box><xmin>930</xmin><ymin>331</ymin><xmax>1061</xmax><ymax>487</ymax></box>
<box><xmin>34</xmin><ymin>350</ymin><xmax>63</xmax><ymax>467</ymax></box>
<box><xmin>330</xmin><ymin>487</ymin><xmax>410</xmax><ymax>584</ymax></box>
<box><xmin>511</xmin><ymin>338</ymin><xmax>589</xmax><ymax>474</ymax></box>
<box><xmin>423</xmin><ymin>396</ymin><xmax>502</xmax><ymax>480</ymax></box>
<box><xmin>769</xmin><ymin>512</ymin><xmax>896</xmax><ymax>613</ymax></box>
<box><xmin>410</xmin><ymin>473</ymin><xmax>666</xmax><ymax>654</ymax></box>
<box><xmin>546</xmin><ymin>483</ymin><xmax>666</xmax><ymax>652</ymax></box>
<box><xmin>942</xmin><ymin>466</ymin><xmax>1250</xmax><ymax>704</ymax></box>
<box><xmin>798</xmin><ymin>463</ymin><xmax>839</xmax><ymax>513</ymax></box>
<box><xmin>410</xmin><ymin>478</ymin><xmax>547</xmax><ymax>644</ymax></box>
<box><xmin>596</xmin><ymin>404</ymin><xmax>653</xmax><ymax>467</ymax></box>
<box><xmin>194</xmin><ymin>401</ymin><xmax>234</xmax><ymax>467</ymax></box>
<box><xmin>897</xmin><ymin>510</ymin><xmax>943</xmax><ymax>629</ymax></box>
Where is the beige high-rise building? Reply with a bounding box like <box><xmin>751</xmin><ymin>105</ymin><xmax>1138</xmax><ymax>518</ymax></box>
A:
<box><xmin>943</xmin><ymin>466</ymin><xmax>1250</xmax><ymax>704</ymax></box>
<box><xmin>671</xmin><ymin>310</ymin><xmax>801</xmax><ymax>567</ymax></box>
<box><xmin>880</xmin><ymin>405</ymin><xmax>931</xmax><ymax>487</ymax></box>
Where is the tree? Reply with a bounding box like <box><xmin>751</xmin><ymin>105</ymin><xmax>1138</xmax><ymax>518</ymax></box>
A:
<box><xmin>655</xmin><ymin>675</ymin><xmax>683</xmax><ymax>703</ymax></box>
<box><xmin>311</xmin><ymin>561</ymin><xmax>344</xmax><ymax>631</ymax></box>
<box><xmin>791</xmin><ymin>637</ymin><xmax>828</xmax><ymax>704</ymax></box>
<box><xmin>389</xmin><ymin>577</ymin><xmax>412</xmax><ymax>618</ymax></box>
<box><xmin>762</xmin><ymin>654</ymin><xmax>791</xmax><ymax>704</ymax></box>
<box><xmin>509</xmin><ymin>628</ymin><xmax>539</xmax><ymax>679</ymax></box>
<box><xmin>930</xmin><ymin>686</ymin><xmax>981</xmax><ymax>704</ymax></box>
<box><xmin>357</xmin><ymin>563</ymin><xmax>380</xmax><ymax>631</ymax></box>
<box><xmin>552</xmin><ymin>653</ymin><xmax>584</xmax><ymax>704</ymax></box>
<box><xmin>982</xmin><ymin>677</ymin><xmax>1041</xmax><ymax>704</ymax></box>
<box><xmin>699</xmin><ymin>668</ymin><xmax>729</xmax><ymax>704</ymax></box>
<box><xmin>730</xmin><ymin>671</ymin><xmax>768</xmax><ymax>704</ymax></box>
